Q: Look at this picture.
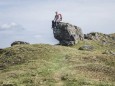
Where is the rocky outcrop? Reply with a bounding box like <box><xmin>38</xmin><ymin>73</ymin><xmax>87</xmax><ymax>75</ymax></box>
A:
<box><xmin>84</xmin><ymin>32</ymin><xmax>115</xmax><ymax>41</ymax></box>
<box><xmin>11</xmin><ymin>41</ymin><xmax>29</xmax><ymax>46</ymax></box>
<box><xmin>84</xmin><ymin>32</ymin><xmax>100</xmax><ymax>40</ymax></box>
<box><xmin>52</xmin><ymin>22</ymin><xmax>84</xmax><ymax>46</ymax></box>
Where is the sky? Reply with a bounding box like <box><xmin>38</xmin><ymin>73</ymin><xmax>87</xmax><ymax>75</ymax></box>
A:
<box><xmin>0</xmin><ymin>0</ymin><xmax>115</xmax><ymax>48</ymax></box>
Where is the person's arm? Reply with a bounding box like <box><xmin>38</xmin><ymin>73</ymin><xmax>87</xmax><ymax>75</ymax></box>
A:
<box><xmin>59</xmin><ymin>14</ymin><xmax>62</xmax><ymax>21</ymax></box>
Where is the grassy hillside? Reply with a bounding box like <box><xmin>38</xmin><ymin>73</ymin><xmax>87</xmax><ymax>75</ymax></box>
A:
<box><xmin>0</xmin><ymin>39</ymin><xmax>115</xmax><ymax>86</ymax></box>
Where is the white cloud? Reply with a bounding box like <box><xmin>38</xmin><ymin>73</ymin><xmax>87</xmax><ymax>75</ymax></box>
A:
<box><xmin>1</xmin><ymin>22</ymin><xmax>16</xmax><ymax>29</ymax></box>
<box><xmin>0</xmin><ymin>22</ymin><xmax>24</xmax><ymax>31</ymax></box>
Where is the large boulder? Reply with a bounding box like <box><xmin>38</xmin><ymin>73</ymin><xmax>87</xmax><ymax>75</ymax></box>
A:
<box><xmin>11</xmin><ymin>41</ymin><xmax>29</xmax><ymax>46</ymax></box>
<box><xmin>52</xmin><ymin>22</ymin><xmax>84</xmax><ymax>46</ymax></box>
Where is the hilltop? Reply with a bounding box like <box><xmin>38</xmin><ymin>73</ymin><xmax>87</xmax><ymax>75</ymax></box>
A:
<box><xmin>0</xmin><ymin>22</ymin><xmax>115</xmax><ymax>86</ymax></box>
<box><xmin>0</xmin><ymin>33</ymin><xmax>115</xmax><ymax>86</ymax></box>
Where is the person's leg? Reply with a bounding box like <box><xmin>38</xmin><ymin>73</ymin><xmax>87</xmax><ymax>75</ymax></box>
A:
<box><xmin>52</xmin><ymin>20</ymin><xmax>56</xmax><ymax>28</ymax></box>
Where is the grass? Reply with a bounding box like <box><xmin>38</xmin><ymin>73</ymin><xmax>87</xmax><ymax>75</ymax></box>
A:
<box><xmin>0</xmin><ymin>39</ymin><xmax>115</xmax><ymax>86</ymax></box>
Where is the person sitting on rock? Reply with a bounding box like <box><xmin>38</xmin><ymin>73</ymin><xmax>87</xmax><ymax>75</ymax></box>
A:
<box><xmin>52</xmin><ymin>11</ymin><xmax>62</xmax><ymax>28</ymax></box>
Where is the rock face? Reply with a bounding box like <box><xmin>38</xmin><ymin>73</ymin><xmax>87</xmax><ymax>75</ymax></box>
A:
<box><xmin>11</xmin><ymin>41</ymin><xmax>29</xmax><ymax>46</ymax></box>
<box><xmin>52</xmin><ymin>22</ymin><xmax>84</xmax><ymax>46</ymax></box>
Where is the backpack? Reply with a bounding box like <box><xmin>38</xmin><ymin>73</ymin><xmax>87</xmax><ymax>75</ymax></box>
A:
<box><xmin>58</xmin><ymin>14</ymin><xmax>62</xmax><ymax>20</ymax></box>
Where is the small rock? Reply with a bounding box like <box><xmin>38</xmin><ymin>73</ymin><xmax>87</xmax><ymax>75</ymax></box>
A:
<box><xmin>0</xmin><ymin>64</ymin><xmax>6</xmax><ymax>70</ymax></box>
<box><xmin>102</xmin><ymin>40</ymin><xmax>108</xmax><ymax>45</ymax></box>
<box><xmin>0</xmin><ymin>49</ymin><xmax>3</xmax><ymax>54</ymax></box>
<box><xmin>102</xmin><ymin>50</ymin><xmax>115</xmax><ymax>55</ymax></box>
<box><xmin>61</xmin><ymin>74</ymin><xmax>68</xmax><ymax>80</ymax></box>
<box><xmin>102</xmin><ymin>50</ymin><xmax>109</xmax><ymax>54</ymax></box>
<box><xmin>112</xmin><ymin>37</ymin><xmax>115</xmax><ymax>40</ymax></box>
<box><xmin>11</xmin><ymin>41</ymin><xmax>29</xmax><ymax>46</ymax></box>
<box><xmin>0</xmin><ymin>48</ymin><xmax>3</xmax><ymax>50</ymax></box>
<box><xmin>110</xmin><ymin>51</ymin><xmax>115</xmax><ymax>55</ymax></box>
<box><xmin>79</xmin><ymin>45</ymin><xmax>94</xmax><ymax>51</ymax></box>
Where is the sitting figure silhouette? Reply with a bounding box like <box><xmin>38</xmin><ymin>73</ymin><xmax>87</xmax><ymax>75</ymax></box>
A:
<box><xmin>52</xmin><ymin>11</ymin><xmax>62</xmax><ymax>28</ymax></box>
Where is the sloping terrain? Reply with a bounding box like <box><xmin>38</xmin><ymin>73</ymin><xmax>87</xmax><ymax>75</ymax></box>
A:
<box><xmin>0</xmin><ymin>34</ymin><xmax>115</xmax><ymax>86</ymax></box>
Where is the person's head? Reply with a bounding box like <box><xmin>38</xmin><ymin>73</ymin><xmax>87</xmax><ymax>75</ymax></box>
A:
<box><xmin>55</xmin><ymin>11</ymin><xmax>58</xmax><ymax>15</ymax></box>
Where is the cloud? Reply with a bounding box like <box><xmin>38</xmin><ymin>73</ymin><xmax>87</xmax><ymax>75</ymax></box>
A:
<box><xmin>0</xmin><ymin>22</ymin><xmax>24</xmax><ymax>32</ymax></box>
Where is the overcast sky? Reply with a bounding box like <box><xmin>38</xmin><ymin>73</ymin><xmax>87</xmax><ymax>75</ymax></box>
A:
<box><xmin>0</xmin><ymin>0</ymin><xmax>115</xmax><ymax>48</ymax></box>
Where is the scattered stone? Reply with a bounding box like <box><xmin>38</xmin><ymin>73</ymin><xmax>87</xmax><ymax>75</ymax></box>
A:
<box><xmin>11</xmin><ymin>41</ymin><xmax>29</xmax><ymax>46</ymax></box>
<box><xmin>8</xmin><ymin>73</ymin><xmax>18</xmax><ymax>78</ymax></box>
<box><xmin>0</xmin><ymin>64</ymin><xmax>5</xmax><ymax>70</ymax></box>
<box><xmin>112</xmin><ymin>37</ymin><xmax>115</xmax><ymax>40</ymax></box>
<box><xmin>110</xmin><ymin>51</ymin><xmax>115</xmax><ymax>55</ymax></box>
<box><xmin>0</xmin><ymin>49</ymin><xmax>3</xmax><ymax>54</ymax></box>
<box><xmin>52</xmin><ymin>22</ymin><xmax>84</xmax><ymax>46</ymax></box>
<box><xmin>102</xmin><ymin>50</ymin><xmax>110</xmax><ymax>54</ymax></box>
<box><xmin>0</xmin><ymin>48</ymin><xmax>3</xmax><ymax>50</ymax></box>
<box><xmin>79</xmin><ymin>45</ymin><xmax>94</xmax><ymax>51</ymax></box>
<box><xmin>102</xmin><ymin>40</ymin><xmax>108</xmax><ymax>45</ymax></box>
<box><xmin>61</xmin><ymin>74</ymin><xmax>68</xmax><ymax>80</ymax></box>
<box><xmin>102</xmin><ymin>50</ymin><xmax>115</xmax><ymax>55</ymax></box>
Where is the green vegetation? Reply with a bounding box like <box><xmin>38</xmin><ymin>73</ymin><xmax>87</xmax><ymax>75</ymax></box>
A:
<box><xmin>0</xmin><ymin>38</ymin><xmax>115</xmax><ymax>86</ymax></box>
